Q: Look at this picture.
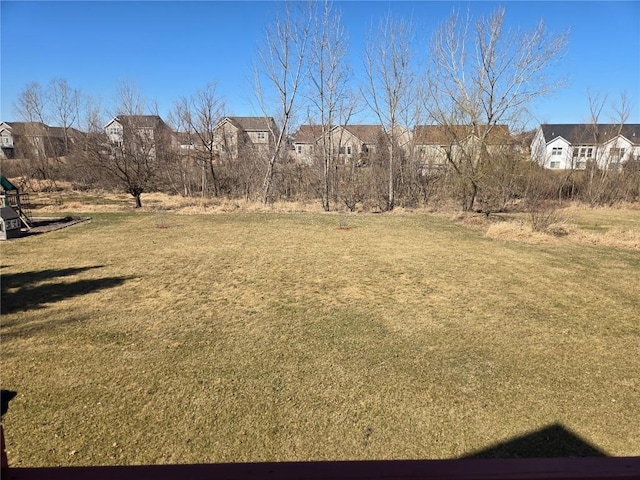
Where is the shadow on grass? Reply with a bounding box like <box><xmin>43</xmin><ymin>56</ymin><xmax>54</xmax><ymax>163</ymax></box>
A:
<box><xmin>2</xmin><ymin>424</ymin><xmax>630</xmax><ymax>480</ymax></box>
<box><xmin>0</xmin><ymin>266</ymin><xmax>131</xmax><ymax>315</ymax></box>
<box><xmin>461</xmin><ymin>423</ymin><xmax>607</xmax><ymax>458</ymax></box>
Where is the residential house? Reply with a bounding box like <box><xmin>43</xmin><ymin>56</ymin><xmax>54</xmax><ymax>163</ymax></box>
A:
<box><xmin>293</xmin><ymin>124</ymin><xmax>384</xmax><ymax>166</ymax></box>
<box><xmin>212</xmin><ymin>117</ymin><xmax>278</xmax><ymax>160</ymax></box>
<box><xmin>291</xmin><ymin>125</ymin><xmax>324</xmax><ymax>164</ymax></box>
<box><xmin>530</xmin><ymin>124</ymin><xmax>640</xmax><ymax>170</ymax></box>
<box><xmin>413</xmin><ymin>124</ymin><xmax>512</xmax><ymax>171</ymax></box>
<box><xmin>0</xmin><ymin>121</ymin><xmax>83</xmax><ymax>159</ymax></box>
<box><xmin>104</xmin><ymin>115</ymin><xmax>175</xmax><ymax>147</ymax></box>
<box><xmin>0</xmin><ymin>123</ymin><xmax>13</xmax><ymax>152</ymax></box>
<box><xmin>174</xmin><ymin>130</ymin><xmax>200</xmax><ymax>153</ymax></box>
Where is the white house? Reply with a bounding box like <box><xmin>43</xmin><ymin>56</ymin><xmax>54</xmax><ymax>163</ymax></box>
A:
<box><xmin>531</xmin><ymin>124</ymin><xmax>640</xmax><ymax>170</ymax></box>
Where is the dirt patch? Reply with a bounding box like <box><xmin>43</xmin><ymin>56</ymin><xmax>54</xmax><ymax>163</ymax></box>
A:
<box><xmin>21</xmin><ymin>216</ymin><xmax>91</xmax><ymax>237</ymax></box>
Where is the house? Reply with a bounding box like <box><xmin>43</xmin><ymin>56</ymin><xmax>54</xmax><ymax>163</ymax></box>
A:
<box><xmin>0</xmin><ymin>121</ymin><xmax>83</xmax><ymax>159</ymax></box>
<box><xmin>291</xmin><ymin>125</ymin><xmax>325</xmax><ymax>164</ymax></box>
<box><xmin>530</xmin><ymin>124</ymin><xmax>640</xmax><ymax>170</ymax></box>
<box><xmin>175</xmin><ymin>131</ymin><xmax>199</xmax><ymax>152</ymax></box>
<box><xmin>103</xmin><ymin>115</ymin><xmax>177</xmax><ymax>165</ymax></box>
<box><xmin>413</xmin><ymin>124</ymin><xmax>512</xmax><ymax>170</ymax></box>
<box><xmin>292</xmin><ymin>124</ymin><xmax>384</xmax><ymax>165</ymax></box>
<box><xmin>104</xmin><ymin>115</ymin><xmax>175</xmax><ymax>147</ymax></box>
<box><xmin>212</xmin><ymin>117</ymin><xmax>278</xmax><ymax>160</ymax></box>
<box><xmin>0</xmin><ymin>122</ymin><xmax>14</xmax><ymax>151</ymax></box>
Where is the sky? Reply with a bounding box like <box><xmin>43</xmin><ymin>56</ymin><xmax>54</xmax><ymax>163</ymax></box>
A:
<box><xmin>1</xmin><ymin>1</ymin><xmax>639</xmax><ymax>130</ymax></box>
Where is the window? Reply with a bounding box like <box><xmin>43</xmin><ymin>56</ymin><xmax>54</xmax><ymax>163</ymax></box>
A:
<box><xmin>610</xmin><ymin>147</ymin><xmax>626</xmax><ymax>159</ymax></box>
<box><xmin>550</xmin><ymin>161</ymin><xmax>561</xmax><ymax>169</ymax></box>
<box><xmin>552</xmin><ymin>147</ymin><xmax>563</xmax><ymax>155</ymax></box>
<box><xmin>578</xmin><ymin>147</ymin><xmax>593</xmax><ymax>158</ymax></box>
<box><xmin>5</xmin><ymin>218</ymin><xmax>20</xmax><ymax>230</ymax></box>
<box><xmin>339</xmin><ymin>146</ymin><xmax>345</xmax><ymax>154</ymax></box>
<box><xmin>297</xmin><ymin>145</ymin><xmax>302</xmax><ymax>154</ymax></box>
<box><xmin>257</xmin><ymin>132</ymin><xmax>265</xmax><ymax>140</ymax></box>
<box><xmin>347</xmin><ymin>146</ymin><xmax>352</xmax><ymax>155</ymax></box>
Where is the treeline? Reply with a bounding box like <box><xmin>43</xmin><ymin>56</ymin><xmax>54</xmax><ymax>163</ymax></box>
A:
<box><xmin>3</xmin><ymin>3</ymin><xmax>638</xmax><ymax>212</ymax></box>
<box><xmin>3</xmin><ymin>131</ymin><xmax>638</xmax><ymax>214</ymax></box>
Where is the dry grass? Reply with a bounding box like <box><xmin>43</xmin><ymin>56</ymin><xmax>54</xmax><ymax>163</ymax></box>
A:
<box><xmin>485</xmin><ymin>221</ymin><xmax>558</xmax><ymax>245</ymax></box>
<box><xmin>24</xmin><ymin>188</ymin><xmax>329</xmax><ymax>215</ymax></box>
<box><xmin>1</xmin><ymin>211</ymin><xmax>639</xmax><ymax>466</ymax></box>
<box><xmin>448</xmin><ymin>207</ymin><xmax>640</xmax><ymax>251</ymax></box>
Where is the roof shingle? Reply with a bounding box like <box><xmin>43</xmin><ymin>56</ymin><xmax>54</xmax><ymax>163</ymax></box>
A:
<box><xmin>540</xmin><ymin>124</ymin><xmax>640</xmax><ymax>145</ymax></box>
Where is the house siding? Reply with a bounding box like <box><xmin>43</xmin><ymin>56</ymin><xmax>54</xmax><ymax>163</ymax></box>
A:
<box><xmin>531</xmin><ymin>124</ymin><xmax>640</xmax><ymax>170</ymax></box>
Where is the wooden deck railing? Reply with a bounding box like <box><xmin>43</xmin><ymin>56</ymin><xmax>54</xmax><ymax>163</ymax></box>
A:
<box><xmin>3</xmin><ymin>456</ymin><xmax>640</xmax><ymax>480</ymax></box>
<box><xmin>2</xmin><ymin>390</ymin><xmax>639</xmax><ymax>480</ymax></box>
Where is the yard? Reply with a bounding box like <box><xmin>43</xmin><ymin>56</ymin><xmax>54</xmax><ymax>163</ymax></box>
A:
<box><xmin>1</xmin><ymin>209</ymin><xmax>639</xmax><ymax>466</ymax></box>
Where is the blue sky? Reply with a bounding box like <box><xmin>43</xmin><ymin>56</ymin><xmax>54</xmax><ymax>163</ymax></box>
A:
<box><xmin>1</xmin><ymin>1</ymin><xmax>639</xmax><ymax>129</ymax></box>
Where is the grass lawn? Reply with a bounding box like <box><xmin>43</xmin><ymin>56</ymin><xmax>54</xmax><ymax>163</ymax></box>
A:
<box><xmin>1</xmin><ymin>211</ymin><xmax>639</xmax><ymax>466</ymax></box>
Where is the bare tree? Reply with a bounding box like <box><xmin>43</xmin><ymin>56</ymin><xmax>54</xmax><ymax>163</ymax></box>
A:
<box><xmin>86</xmin><ymin>83</ymin><xmax>169</xmax><ymax>208</ymax></box>
<box><xmin>48</xmin><ymin>78</ymin><xmax>81</xmax><ymax>152</ymax></box>
<box><xmin>81</xmin><ymin>94</ymin><xmax>106</xmax><ymax>135</ymax></box>
<box><xmin>363</xmin><ymin>12</ymin><xmax>417</xmax><ymax>211</ymax></box>
<box><xmin>14</xmin><ymin>82</ymin><xmax>48</xmax><ymax>124</ymax></box>
<box><xmin>115</xmin><ymin>80</ymin><xmax>146</xmax><ymax>117</ymax></box>
<box><xmin>582</xmin><ymin>90</ymin><xmax>633</xmax><ymax>205</ymax></box>
<box><xmin>255</xmin><ymin>2</ymin><xmax>312</xmax><ymax>204</ymax></box>
<box><xmin>426</xmin><ymin>6</ymin><xmax>568</xmax><ymax>211</ymax></box>
<box><xmin>173</xmin><ymin>83</ymin><xmax>226</xmax><ymax>197</ymax></box>
<box><xmin>13</xmin><ymin>86</ymin><xmax>47</xmax><ymax>159</ymax></box>
<box><xmin>306</xmin><ymin>1</ymin><xmax>356</xmax><ymax>211</ymax></box>
<box><xmin>13</xmin><ymin>82</ymin><xmax>56</xmax><ymax>179</ymax></box>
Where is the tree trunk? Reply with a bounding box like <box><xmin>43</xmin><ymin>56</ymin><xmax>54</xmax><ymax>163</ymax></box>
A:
<box><xmin>208</xmin><ymin>157</ymin><xmax>219</xmax><ymax>197</ymax></box>
<box><xmin>130</xmin><ymin>188</ymin><xmax>143</xmax><ymax>208</ymax></box>
<box><xmin>201</xmin><ymin>162</ymin><xmax>207</xmax><ymax>198</ymax></box>
<box><xmin>388</xmin><ymin>141</ymin><xmax>395</xmax><ymax>211</ymax></box>
<box><xmin>323</xmin><ymin>154</ymin><xmax>330</xmax><ymax>211</ymax></box>
<box><xmin>263</xmin><ymin>154</ymin><xmax>277</xmax><ymax>204</ymax></box>
<box><xmin>467</xmin><ymin>181</ymin><xmax>478</xmax><ymax>212</ymax></box>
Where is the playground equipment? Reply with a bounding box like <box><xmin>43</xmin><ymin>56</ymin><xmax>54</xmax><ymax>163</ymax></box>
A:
<box><xmin>0</xmin><ymin>175</ymin><xmax>32</xmax><ymax>229</ymax></box>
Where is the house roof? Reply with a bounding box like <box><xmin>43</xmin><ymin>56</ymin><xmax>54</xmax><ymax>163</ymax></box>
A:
<box><xmin>47</xmin><ymin>126</ymin><xmax>85</xmax><ymax>138</ymax></box>
<box><xmin>3</xmin><ymin>122</ymin><xmax>49</xmax><ymax>135</ymax></box>
<box><xmin>293</xmin><ymin>125</ymin><xmax>326</xmax><ymax>144</ymax></box>
<box><xmin>224</xmin><ymin>117</ymin><xmax>277</xmax><ymax>132</ymax></box>
<box><xmin>109</xmin><ymin>115</ymin><xmax>168</xmax><ymax>129</ymax></box>
<box><xmin>175</xmin><ymin>131</ymin><xmax>199</xmax><ymax>144</ymax></box>
<box><xmin>294</xmin><ymin>124</ymin><xmax>384</xmax><ymax>145</ymax></box>
<box><xmin>414</xmin><ymin>125</ymin><xmax>511</xmax><ymax>145</ymax></box>
<box><xmin>342</xmin><ymin>125</ymin><xmax>384</xmax><ymax>144</ymax></box>
<box><xmin>540</xmin><ymin>124</ymin><xmax>640</xmax><ymax>145</ymax></box>
<box><xmin>1</xmin><ymin>122</ymin><xmax>85</xmax><ymax>139</ymax></box>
